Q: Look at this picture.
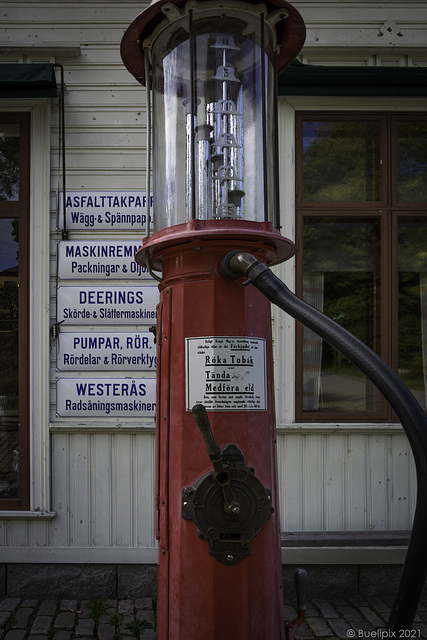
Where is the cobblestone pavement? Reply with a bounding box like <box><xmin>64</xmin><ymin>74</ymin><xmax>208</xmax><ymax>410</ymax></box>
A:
<box><xmin>0</xmin><ymin>594</ymin><xmax>427</xmax><ymax>639</ymax></box>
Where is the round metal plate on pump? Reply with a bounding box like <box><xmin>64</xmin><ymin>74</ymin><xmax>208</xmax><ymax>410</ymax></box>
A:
<box><xmin>182</xmin><ymin>444</ymin><xmax>273</xmax><ymax>565</ymax></box>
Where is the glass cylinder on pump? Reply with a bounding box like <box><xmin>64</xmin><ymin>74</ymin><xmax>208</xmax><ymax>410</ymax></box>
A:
<box><xmin>150</xmin><ymin>4</ymin><xmax>278</xmax><ymax>232</ymax></box>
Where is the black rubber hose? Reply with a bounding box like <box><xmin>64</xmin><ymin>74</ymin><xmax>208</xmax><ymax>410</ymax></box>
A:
<box><xmin>221</xmin><ymin>252</ymin><xmax>427</xmax><ymax>630</ymax></box>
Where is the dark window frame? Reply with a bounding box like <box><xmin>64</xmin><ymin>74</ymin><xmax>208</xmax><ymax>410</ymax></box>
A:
<box><xmin>0</xmin><ymin>112</ymin><xmax>30</xmax><ymax>509</ymax></box>
<box><xmin>295</xmin><ymin>112</ymin><xmax>427</xmax><ymax>423</ymax></box>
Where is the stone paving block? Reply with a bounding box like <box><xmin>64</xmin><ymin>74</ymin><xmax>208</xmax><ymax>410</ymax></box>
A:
<box><xmin>29</xmin><ymin>635</ymin><xmax>49</xmax><ymax>640</ymax></box>
<box><xmin>306</xmin><ymin>616</ymin><xmax>333</xmax><ymax>637</ymax></box>
<box><xmin>60</xmin><ymin>599</ymin><xmax>78</xmax><ymax>612</ymax></box>
<box><xmin>294</xmin><ymin>622</ymin><xmax>314</xmax><ymax>639</ymax></box>
<box><xmin>359</xmin><ymin>605</ymin><xmax>386</xmax><ymax>626</ymax></box>
<box><xmin>75</xmin><ymin>617</ymin><xmax>95</xmax><ymax>636</ymax></box>
<box><xmin>12</xmin><ymin>606</ymin><xmax>33</xmax><ymax>628</ymax></box>
<box><xmin>141</xmin><ymin>632</ymin><xmax>156</xmax><ymax>640</ymax></box>
<box><xmin>118</xmin><ymin>599</ymin><xmax>134</xmax><ymax>614</ymax></box>
<box><xmin>78</xmin><ymin>601</ymin><xmax>93</xmax><ymax>617</ymax></box>
<box><xmin>351</xmin><ymin>620</ymin><xmax>375</xmax><ymax>634</ymax></box>
<box><xmin>99</xmin><ymin>613</ymin><xmax>112</xmax><ymax>624</ymax></box>
<box><xmin>336</xmin><ymin>605</ymin><xmax>363</xmax><ymax>621</ymax></box>
<box><xmin>119</xmin><ymin>614</ymin><xmax>133</xmax><ymax>632</ymax></box>
<box><xmin>136</xmin><ymin>609</ymin><xmax>156</xmax><ymax>624</ymax></box>
<box><xmin>0</xmin><ymin>610</ymin><xmax>13</xmax><ymax>626</ymax></box>
<box><xmin>327</xmin><ymin>618</ymin><xmax>352</xmax><ymax>640</ymax></box>
<box><xmin>105</xmin><ymin>599</ymin><xmax>117</xmax><ymax>608</ymax></box>
<box><xmin>0</xmin><ymin>598</ymin><xmax>20</xmax><ymax>611</ymax></box>
<box><xmin>54</xmin><ymin>611</ymin><xmax>76</xmax><ymax>629</ymax></box>
<box><xmin>3</xmin><ymin>630</ymin><xmax>26</xmax><ymax>640</ymax></box>
<box><xmin>312</xmin><ymin>600</ymin><xmax>339</xmax><ymax>618</ymax></box>
<box><xmin>52</xmin><ymin>631</ymin><xmax>72</xmax><ymax>640</ymax></box>
<box><xmin>135</xmin><ymin>597</ymin><xmax>153</xmax><ymax>610</ymax></box>
<box><xmin>31</xmin><ymin>615</ymin><xmax>53</xmax><ymax>635</ymax></box>
<box><xmin>98</xmin><ymin>623</ymin><xmax>116</xmax><ymax>640</ymax></box>
<box><xmin>38</xmin><ymin>600</ymin><xmax>58</xmax><ymax>615</ymax></box>
<box><xmin>21</xmin><ymin>599</ymin><xmax>38</xmax><ymax>608</ymax></box>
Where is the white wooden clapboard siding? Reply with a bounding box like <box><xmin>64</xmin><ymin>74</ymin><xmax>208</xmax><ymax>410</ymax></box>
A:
<box><xmin>0</xmin><ymin>1</ymin><xmax>425</xmax><ymax>563</ymax></box>
<box><xmin>277</xmin><ymin>430</ymin><xmax>416</xmax><ymax>532</ymax></box>
<box><xmin>49</xmin><ymin>432</ymin><xmax>155</xmax><ymax>549</ymax></box>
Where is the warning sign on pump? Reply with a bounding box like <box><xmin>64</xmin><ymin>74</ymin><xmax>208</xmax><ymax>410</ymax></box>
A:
<box><xmin>185</xmin><ymin>336</ymin><xmax>267</xmax><ymax>411</ymax></box>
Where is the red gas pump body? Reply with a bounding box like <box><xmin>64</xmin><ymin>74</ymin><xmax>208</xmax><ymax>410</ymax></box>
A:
<box><xmin>137</xmin><ymin>220</ymin><xmax>295</xmax><ymax>640</ymax></box>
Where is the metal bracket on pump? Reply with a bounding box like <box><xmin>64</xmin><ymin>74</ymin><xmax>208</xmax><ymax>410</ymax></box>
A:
<box><xmin>182</xmin><ymin>404</ymin><xmax>274</xmax><ymax>565</ymax></box>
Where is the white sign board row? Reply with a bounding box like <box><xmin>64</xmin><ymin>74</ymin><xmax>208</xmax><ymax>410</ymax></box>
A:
<box><xmin>57</xmin><ymin>286</ymin><xmax>158</xmax><ymax>325</ymax></box>
<box><xmin>57</xmin><ymin>241</ymin><xmax>150</xmax><ymax>280</ymax></box>
<box><xmin>186</xmin><ymin>336</ymin><xmax>267</xmax><ymax>411</ymax></box>
<box><xmin>57</xmin><ymin>331</ymin><xmax>156</xmax><ymax>371</ymax></box>
<box><xmin>56</xmin><ymin>377</ymin><xmax>156</xmax><ymax>417</ymax></box>
<box><xmin>57</xmin><ymin>191</ymin><xmax>153</xmax><ymax>231</ymax></box>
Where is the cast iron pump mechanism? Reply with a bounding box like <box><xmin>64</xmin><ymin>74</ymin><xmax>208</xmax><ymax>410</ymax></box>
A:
<box><xmin>183</xmin><ymin>403</ymin><xmax>274</xmax><ymax>565</ymax></box>
<box><xmin>220</xmin><ymin>250</ymin><xmax>427</xmax><ymax>632</ymax></box>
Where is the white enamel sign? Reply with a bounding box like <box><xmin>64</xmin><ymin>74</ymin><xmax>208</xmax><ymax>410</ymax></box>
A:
<box><xmin>57</xmin><ymin>331</ymin><xmax>156</xmax><ymax>371</ymax></box>
<box><xmin>57</xmin><ymin>286</ymin><xmax>158</xmax><ymax>325</ymax></box>
<box><xmin>56</xmin><ymin>377</ymin><xmax>156</xmax><ymax>417</ymax></box>
<box><xmin>186</xmin><ymin>336</ymin><xmax>267</xmax><ymax>411</ymax></box>
<box><xmin>57</xmin><ymin>241</ymin><xmax>150</xmax><ymax>280</ymax></box>
<box><xmin>57</xmin><ymin>191</ymin><xmax>153</xmax><ymax>231</ymax></box>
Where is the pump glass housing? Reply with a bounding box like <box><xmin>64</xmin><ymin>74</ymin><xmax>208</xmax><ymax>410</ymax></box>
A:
<box><xmin>149</xmin><ymin>4</ymin><xmax>277</xmax><ymax>232</ymax></box>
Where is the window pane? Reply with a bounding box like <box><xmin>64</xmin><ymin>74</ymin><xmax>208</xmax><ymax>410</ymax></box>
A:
<box><xmin>302</xmin><ymin>120</ymin><xmax>381</xmax><ymax>202</ymax></box>
<box><xmin>302</xmin><ymin>218</ymin><xmax>382</xmax><ymax>413</ymax></box>
<box><xmin>0</xmin><ymin>125</ymin><xmax>20</xmax><ymax>202</ymax></box>
<box><xmin>397</xmin><ymin>121</ymin><xmax>427</xmax><ymax>202</ymax></box>
<box><xmin>0</xmin><ymin>218</ymin><xmax>20</xmax><ymax>498</ymax></box>
<box><xmin>398</xmin><ymin>217</ymin><xmax>427</xmax><ymax>410</ymax></box>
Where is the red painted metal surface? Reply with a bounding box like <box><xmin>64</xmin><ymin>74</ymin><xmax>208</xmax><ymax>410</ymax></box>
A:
<box><xmin>137</xmin><ymin>222</ymin><xmax>294</xmax><ymax>640</ymax></box>
<box><xmin>121</xmin><ymin>0</ymin><xmax>306</xmax><ymax>85</ymax></box>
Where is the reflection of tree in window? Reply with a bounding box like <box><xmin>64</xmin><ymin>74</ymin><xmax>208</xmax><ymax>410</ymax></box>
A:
<box><xmin>397</xmin><ymin>122</ymin><xmax>427</xmax><ymax>202</ymax></box>
<box><xmin>302</xmin><ymin>121</ymin><xmax>381</xmax><ymax>201</ymax></box>
<box><xmin>398</xmin><ymin>218</ymin><xmax>427</xmax><ymax>408</ymax></box>
<box><xmin>0</xmin><ymin>127</ymin><xmax>20</xmax><ymax>201</ymax></box>
<box><xmin>302</xmin><ymin>218</ymin><xmax>381</xmax><ymax>412</ymax></box>
<box><xmin>0</xmin><ymin>218</ymin><xmax>19</xmax><ymax>498</ymax></box>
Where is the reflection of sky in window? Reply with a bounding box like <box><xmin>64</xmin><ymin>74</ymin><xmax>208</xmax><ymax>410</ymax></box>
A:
<box><xmin>0</xmin><ymin>219</ymin><xmax>18</xmax><ymax>273</ymax></box>
<box><xmin>302</xmin><ymin>121</ymin><xmax>328</xmax><ymax>150</ymax></box>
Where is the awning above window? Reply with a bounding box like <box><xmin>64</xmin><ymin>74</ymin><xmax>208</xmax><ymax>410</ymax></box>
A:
<box><xmin>279</xmin><ymin>61</ymin><xmax>427</xmax><ymax>97</ymax></box>
<box><xmin>0</xmin><ymin>63</ymin><xmax>57</xmax><ymax>98</ymax></box>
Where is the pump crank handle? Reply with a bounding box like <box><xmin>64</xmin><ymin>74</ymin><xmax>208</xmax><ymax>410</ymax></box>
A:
<box><xmin>192</xmin><ymin>404</ymin><xmax>221</xmax><ymax>463</ymax></box>
<box><xmin>192</xmin><ymin>404</ymin><xmax>241</xmax><ymax>515</ymax></box>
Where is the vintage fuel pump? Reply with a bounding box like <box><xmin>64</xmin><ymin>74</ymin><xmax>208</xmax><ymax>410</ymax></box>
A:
<box><xmin>121</xmin><ymin>0</ymin><xmax>427</xmax><ymax>636</ymax></box>
<box><xmin>121</xmin><ymin>1</ymin><xmax>305</xmax><ymax>638</ymax></box>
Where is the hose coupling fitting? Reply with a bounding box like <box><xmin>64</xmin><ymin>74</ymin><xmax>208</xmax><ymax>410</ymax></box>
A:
<box><xmin>220</xmin><ymin>251</ymin><xmax>269</xmax><ymax>284</ymax></box>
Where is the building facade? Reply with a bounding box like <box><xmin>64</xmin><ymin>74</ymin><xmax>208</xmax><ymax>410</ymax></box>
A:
<box><xmin>0</xmin><ymin>0</ymin><xmax>426</xmax><ymax>597</ymax></box>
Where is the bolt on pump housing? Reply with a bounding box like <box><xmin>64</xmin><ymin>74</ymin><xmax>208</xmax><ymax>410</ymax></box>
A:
<box><xmin>122</xmin><ymin>2</ymin><xmax>305</xmax><ymax>639</ymax></box>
